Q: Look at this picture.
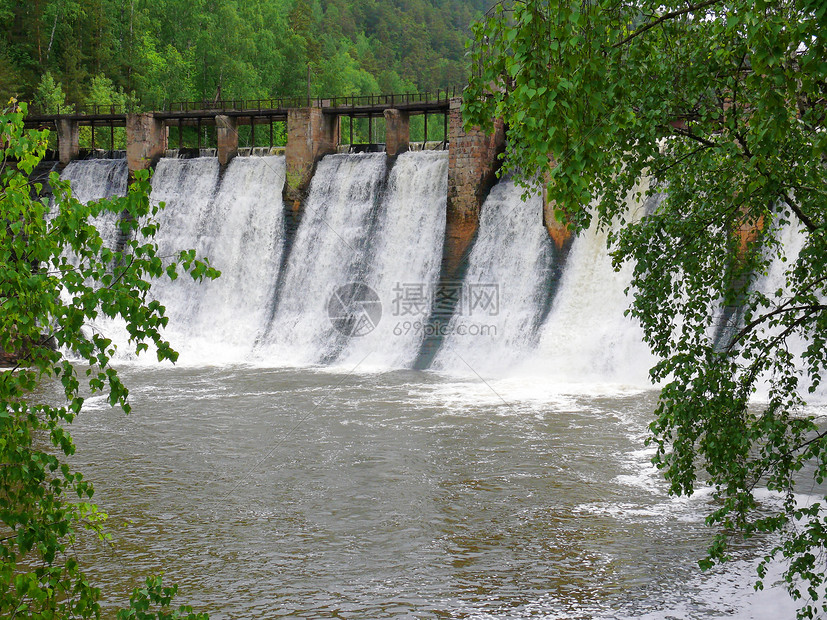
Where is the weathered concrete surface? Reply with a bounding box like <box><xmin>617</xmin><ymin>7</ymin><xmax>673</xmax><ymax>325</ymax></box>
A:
<box><xmin>0</xmin><ymin>347</ymin><xmax>19</xmax><ymax>367</ymax></box>
<box><xmin>284</xmin><ymin>107</ymin><xmax>339</xmax><ymax>211</ymax></box>
<box><xmin>216</xmin><ymin>115</ymin><xmax>238</xmax><ymax>166</ymax></box>
<box><xmin>126</xmin><ymin>114</ymin><xmax>166</xmax><ymax>178</ymax></box>
<box><xmin>542</xmin><ymin>177</ymin><xmax>573</xmax><ymax>250</ymax></box>
<box><xmin>736</xmin><ymin>210</ymin><xmax>765</xmax><ymax>255</ymax></box>
<box><xmin>0</xmin><ymin>335</ymin><xmax>56</xmax><ymax>368</ymax></box>
<box><xmin>444</xmin><ymin>97</ymin><xmax>505</xmax><ymax>277</ymax></box>
<box><xmin>384</xmin><ymin>109</ymin><xmax>409</xmax><ymax>157</ymax></box>
<box><xmin>543</xmin><ymin>203</ymin><xmax>572</xmax><ymax>250</ymax></box>
<box><xmin>57</xmin><ymin>119</ymin><xmax>79</xmax><ymax>165</ymax></box>
<box><xmin>413</xmin><ymin>97</ymin><xmax>505</xmax><ymax>370</ymax></box>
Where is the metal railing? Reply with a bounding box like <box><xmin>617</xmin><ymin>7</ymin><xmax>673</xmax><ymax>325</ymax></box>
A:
<box><xmin>323</xmin><ymin>88</ymin><xmax>458</xmax><ymax>108</ymax></box>
<box><xmin>31</xmin><ymin>88</ymin><xmax>460</xmax><ymax>117</ymax></box>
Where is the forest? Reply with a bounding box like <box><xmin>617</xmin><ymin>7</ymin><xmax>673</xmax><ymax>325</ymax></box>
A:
<box><xmin>0</xmin><ymin>0</ymin><xmax>491</xmax><ymax>112</ymax></box>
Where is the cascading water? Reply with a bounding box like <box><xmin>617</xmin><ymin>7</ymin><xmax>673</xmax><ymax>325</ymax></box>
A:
<box><xmin>75</xmin><ymin>157</ymin><xmax>220</xmax><ymax>360</ymax></box>
<box><xmin>747</xmin><ymin>215</ymin><xmax>822</xmax><ymax>400</ymax></box>
<box><xmin>139</xmin><ymin>157</ymin><xmax>221</xmax><ymax>351</ymax></box>
<box><xmin>61</xmin><ymin>158</ymin><xmax>128</xmax><ymax>203</ymax></box>
<box><xmin>431</xmin><ymin>179</ymin><xmax>559</xmax><ymax>376</ymax></box>
<box><xmin>57</xmin><ymin>155</ymin><xmax>656</xmax><ymax>380</ymax></box>
<box><xmin>335</xmin><ymin>151</ymin><xmax>448</xmax><ymax>369</ymax></box>
<box><xmin>256</xmin><ymin>153</ymin><xmax>388</xmax><ymax>366</ymax></box>
<box><xmin>60</xmin><ymin>159</ymin><xmax>128</xmax><ymax>248</ymax></box>
<box><xmin>48</xmin><ymin>153</ymin><xmax>806</xmax><ymax>619</ymax></box>
<box><xmin>525</xmin><ymin>195</ymin><xmax>656</xmax><ymax>386</ymax></box>
<box><xmin>146</xmin><ymin>156</ymin><xmax>285</xmax><ymax>363</ymax></box>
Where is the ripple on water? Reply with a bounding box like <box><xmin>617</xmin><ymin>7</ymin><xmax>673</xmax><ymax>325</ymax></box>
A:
<box><xmin>58</xmin><ymin>365</ymin><xmax>800</xmax><ymax>618</ymax></box>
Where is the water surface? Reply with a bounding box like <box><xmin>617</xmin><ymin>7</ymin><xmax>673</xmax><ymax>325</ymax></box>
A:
<box><xmin>63</xmin><ymin>365</ymin><xmax>796</xmax><ymax>619</ymax></box>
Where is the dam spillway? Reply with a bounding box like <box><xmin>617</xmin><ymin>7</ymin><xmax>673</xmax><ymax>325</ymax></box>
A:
<box><xmin>61</xmin><ymin>152</ymin><xmax>650</xmax><ymax>379</ymax></box>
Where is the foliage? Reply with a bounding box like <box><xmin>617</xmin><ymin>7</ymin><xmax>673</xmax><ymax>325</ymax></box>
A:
<box><xmin>86</xmin><ymin>74</ymin><xmax>138</xmax><ymax>112</ymax></box>
<box><xmin>132</xmin><ymin>34</ymin><xmax>196</xmax><ymax>109</ymax></box>
<box><xmin>0</xmin><ymin>101</ymin><xmax>217</xmax><ymax>617</ymax></box>
<box><xmin>3</xmin><ymin>0</ymin><xmax>491</xmax><ymax>110</ymax></box>
<box><xmin>33</xmin><ymin>72</ymin><xmax>71</xmax><ymax>150</ymax></box>
<box><xmin>33</xmin><ymin>72</ymin><xmax>69</xmax><ymax>115</ymax></box>
<box><xmin>466</xmin><ymin>0</ymin><xmax>827</xmax><ymax>616</ymax></box>
<box><xmin>116</xmin><ymin>576</ymin><xmax>208</xmax><ymax>620</ymax></box>
<box><xmin>80</xmin><ymin>74</ymin><xmax>139</xmax><ymax>149</ymax></box>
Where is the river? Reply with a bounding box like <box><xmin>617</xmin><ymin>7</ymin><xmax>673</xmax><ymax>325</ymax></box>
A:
<box><xmin>59</xmin><ymin>364</ymin><xmax>796</xmax><ymax>619</ymax></box>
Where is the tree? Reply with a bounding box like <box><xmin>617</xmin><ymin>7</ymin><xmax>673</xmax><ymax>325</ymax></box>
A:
<box><xmin>0</xmin><ymin>101</ymin><xmax>215</xmax><ymax>618</ymax></box>
<box><xmin>32</xmin><ymin>71</ymin><xmax>69</xmax><ymax>114</ymax></box>
<box><xmin>81</xmin><ymin>74</ymin><xmax>139</xmax><ymax>149</ymax></box>
<box><xmin>132</xmin><ymin>34</ymin><xmax>196</xmax><ymax>109</ymax></box>
<box><xmin>464</xmin><ymin>0</ymin><xmax>827</xmax><ymax>616</ymax></box>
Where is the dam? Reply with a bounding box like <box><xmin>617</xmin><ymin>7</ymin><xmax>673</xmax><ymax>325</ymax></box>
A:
<box><xmin>28</xmin><ymin>100</ymin><xmax>801</xmax><ymax>619</ymax></box>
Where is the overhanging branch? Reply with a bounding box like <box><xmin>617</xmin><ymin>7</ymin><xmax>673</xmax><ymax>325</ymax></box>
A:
<box><xmin>612</xmin><ymin>0</ymin><xmax>723</xmax><ymax>49</ymax></box>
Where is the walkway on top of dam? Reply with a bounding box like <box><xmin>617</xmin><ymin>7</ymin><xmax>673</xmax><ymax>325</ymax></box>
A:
<box><xmin>23</xmin><ymin>90</ymin><xmax>457</xmax><ymax>128</ymax></box>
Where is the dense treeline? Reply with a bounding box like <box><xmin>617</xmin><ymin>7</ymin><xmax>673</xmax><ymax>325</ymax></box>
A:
<box><xmin>0</xmin><ymin>0</ymin><xmax>490</xmax><ymax>112</ymax></box>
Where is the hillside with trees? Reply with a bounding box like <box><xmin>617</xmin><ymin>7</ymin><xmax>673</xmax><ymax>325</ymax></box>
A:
<box><xmin>0</xmin><ymin>0</ymin><xmax>491</xmax><ymax>111</ymax></box>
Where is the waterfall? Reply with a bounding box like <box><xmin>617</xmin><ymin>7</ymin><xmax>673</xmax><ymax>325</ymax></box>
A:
<box><xmin>526</xmin><ymin>196</ymin><xmax>656</xmax><ymax>385</ymax></box>
<box><xmin>431</xmin><ymin>179</ymin><xmax>560</xmax><ymax>375</ymax></box>
<box><xmin>335</xmin><ymin>151</ymin><xmax>448</xmax><ymax>369</ymax></box>
<box><xmin>753</xmin><ymin>216</ymin><xmax>807</xmax><ymax>309</ymax></box>
<box><xmin>60</xmin><ymin>159</ymin><xmax>128</xmax><ymax>249</ymax></box>
<box><xmin>748</xmin><ymin>215</ymin><xmax>819</xmax><ymax>400</ymax></box>
<box><xmin>61</xmin><ymin>158</ymin><xmax>128</xmax><ymax>203</ymax></box>
<box><xmin>256</xmin><ymin>153</ymin><xmax>389</xmax><ymax>366</ymax></box>
<box><xmin>147</xmin><ymin>156</ymin><xmax>285</xmax><ymax>363</ymax></box>
<box><xmin>55</xmin><ymin>154</ymin><xmax>661</xmax><ymax>379</ymax></box>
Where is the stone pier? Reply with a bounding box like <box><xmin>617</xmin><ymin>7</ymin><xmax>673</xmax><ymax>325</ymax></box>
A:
<box><xmin>216</xmin><ymin>115</ymin><xmax>238</xmax><ymax>166</ymax></box>
<box><xmin>413</xmin><ymin>98</ymin><xmax>506</xmax><ymax>370</ymax></box>
<box><xmin>543</xmin><ymin>199</ymin><xmax>573</xmax><ymax>250</ymax></box>
<box><xmin>443</xmin><ymin>97</ymin><xmax>505</xmax><ymax>277</ymax></box>
<box><xmin>56</xmin><ymin>119</ymin><xmax>79</xmax><ymax>165</ymax></box>
<box><xmin>284</xmin><ymin>107</ymin><xmax>339</xmax><ymax>211</ymax></box>
<box><xmin>384</xmin><ymin>109</ymin><xmax>409</xmax><ymax>157</ymax></box>
<box><xmin>541</xmin><ymin>167</ymin><xmax>573</xmax><ymax>250</ymax></box>
<box><xmin>126</xmin><ymin>114</ymin><xmax>166</xmax><ymax>180</ymax></box>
